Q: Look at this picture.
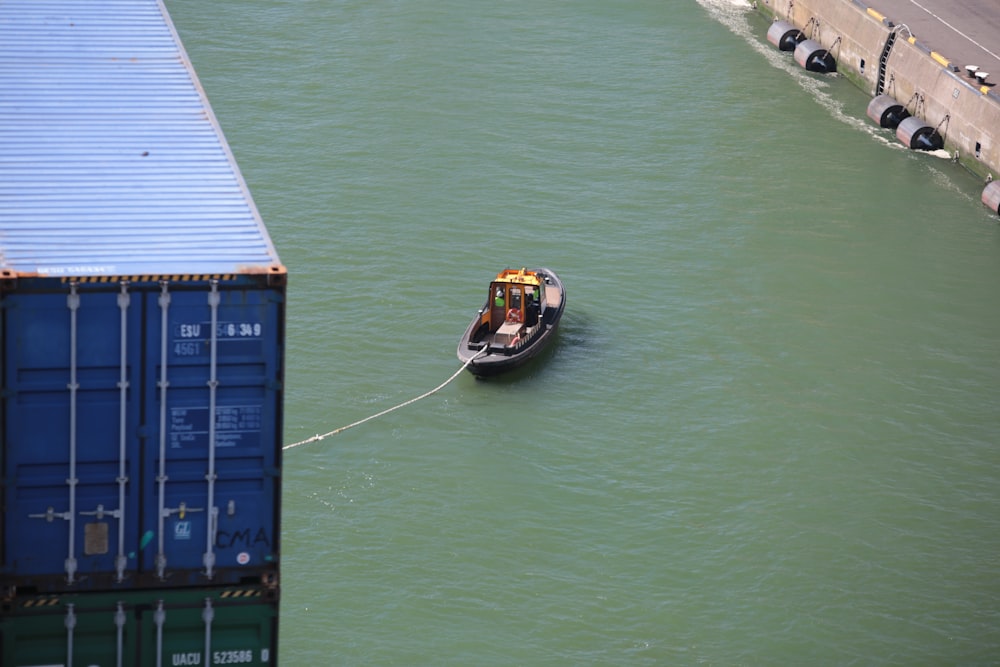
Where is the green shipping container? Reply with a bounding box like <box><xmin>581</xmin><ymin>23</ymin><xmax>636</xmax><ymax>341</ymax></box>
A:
<box><xmin>0</xmin><ymin>586</ymin><xmax>277</xmax><ymax>666</ymax></box>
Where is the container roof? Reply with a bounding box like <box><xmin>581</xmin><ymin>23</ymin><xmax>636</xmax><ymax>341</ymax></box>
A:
<box><xmin>0</xmin><ymin>0</ymin><xmax>283</xmax><ymax>280</ymax></box>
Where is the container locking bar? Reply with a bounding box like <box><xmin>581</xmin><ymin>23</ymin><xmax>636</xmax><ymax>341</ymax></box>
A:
<box><xmin>65</xmin><ymin>283</ymin><xmax>81</xmax><ymax>584</ymax></box>
<box><xmin>115</xmin><ymin>601</ymin><xmax>126</xmax><ymax>667</ymax></box>
<box><xmin>65</xmin><ymin>602</ymin><xmax>76</xmax><ymax>667</ymax></box>
<box><xmin>115</xmin><ymin>282</ymin><xmax>130</xmax><ymax>582</ymax></box>
<box><xmin>28</xmin><ymin>506</ymin><xmax>74</xmax><ymax>522</ymax></box>
<box><xmin>77</xmin><ymin>504</ymin><xmax>120</xmax><ymax>520</ymax></box>
<box><xmin>162</xmin><ymin>501</ymin><xmax>204</xmax><ymax>519</ymax></box>
<box><xmin>154</xmin><ymin>600</ymin><xmax>166</xmax><ymax>667</ymax></box>
<box><xmin>156</xmin><ymin>282</ymin><xmax>171</xmax><ymax>579</ymax></box>
<box><xmin>204</xmin><ymin>281</ymin><xmax>220</xmax><ymax>579</ymax></box>
<box><xmin>203</xmin><ymin>597</ymin><xmax>215</xmax><ymax>665</ymax></box>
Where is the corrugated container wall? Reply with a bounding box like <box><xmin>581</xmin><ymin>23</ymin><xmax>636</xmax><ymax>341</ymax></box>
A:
<box><xmin>0</xmin><ymin>0</ymin><xmax>286</xmax><ymax>600</ymax></box>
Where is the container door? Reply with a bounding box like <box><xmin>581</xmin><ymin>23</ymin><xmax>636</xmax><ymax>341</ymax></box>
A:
<box><xmin>141</xmin><ymin>283</ymin><xmax>283</xmax><ymax>586</ymax></box>
<box><xmin>139</xmin><ymin>593</ymin><xmax>277</xmax><ymax>667</ymax></box>
<box><xmin>0</xmin><ymin>600</ymin><xmax>138</xmax><ymax>667</ymax></box>
<box><xmin>0</xmin><ymin>589</ymin><xmax>276</xmax><ymax>667</ymax></box>
<box><xmin>2</xmin><ymin>285</ymin><xmax>143</xmax><ymax>589</ymax></box>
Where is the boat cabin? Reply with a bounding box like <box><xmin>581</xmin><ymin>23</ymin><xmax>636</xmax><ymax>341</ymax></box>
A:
<box><xmin>472</xmin><ymin>268</ymin><xmax>546</xmax><ymax>349</ymax></box>
<box><xmin>490</xmin><ymin>269</ymin><xmax>544</xmax><ymax>328</ymax></box>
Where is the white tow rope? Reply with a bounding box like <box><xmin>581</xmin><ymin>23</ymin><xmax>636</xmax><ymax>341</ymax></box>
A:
<box><xmin>283</xmin><ymin>347</ymin><xmax>487</xmax><ymax>451</ymax></box>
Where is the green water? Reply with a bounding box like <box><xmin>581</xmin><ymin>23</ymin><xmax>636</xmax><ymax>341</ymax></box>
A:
<box><xmin>169</xmin><ymin>0</ymin><xmax>1000</xmax><ymax>663</ymax></box>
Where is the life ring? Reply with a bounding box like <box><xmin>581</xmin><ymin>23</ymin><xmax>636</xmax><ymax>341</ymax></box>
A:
<box><xmin>506</xmin><ymin>308</ymin><xmax>522</xmax><ymax>323</ymax></box>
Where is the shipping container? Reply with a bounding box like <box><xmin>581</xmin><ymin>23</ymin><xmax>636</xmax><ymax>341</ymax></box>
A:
<box><xmin>2</xmin><ymin>277</ymin><xmax>285</xmax><ymax>593</ymax></box>
<box><xmin>0</xmin><ymin>0</ymin><xmax>286</xmax><ymax>594</ymax></box>
<box><xmin>0</xmin><ymin>585</ymin><xmax>278</xmax><ymax>667</ymax></box>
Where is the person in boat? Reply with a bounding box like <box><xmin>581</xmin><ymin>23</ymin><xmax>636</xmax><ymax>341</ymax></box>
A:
<box><xmin>526</xmin><ymin>287</ymin><xmax>540</xmax><ymax>326</ymax></box>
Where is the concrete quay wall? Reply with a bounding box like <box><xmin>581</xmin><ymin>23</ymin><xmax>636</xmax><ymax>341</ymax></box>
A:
<box><xmin>757</xmin><ymin>0</ymin><xmax>1000</xmax><ymax>183</ymax></box>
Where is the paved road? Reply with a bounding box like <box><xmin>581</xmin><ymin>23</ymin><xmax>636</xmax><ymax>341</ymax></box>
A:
<box><xmin>867</xmin><ymin>0</ymin><xmax>1000</xmax><ymax>83</ymax></box>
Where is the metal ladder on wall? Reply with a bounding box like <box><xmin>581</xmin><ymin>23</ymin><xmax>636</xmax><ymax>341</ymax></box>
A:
<box><xmin>876</xmin><ymin>30</ymin><xmax>897</xmax><ymax>95</ymax></box>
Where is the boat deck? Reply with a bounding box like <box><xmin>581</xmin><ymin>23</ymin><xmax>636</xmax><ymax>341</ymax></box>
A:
<box><xmin>545</xmin><ymin>284</ymin><xmax>562</xmax><ymax>310</ymax></box>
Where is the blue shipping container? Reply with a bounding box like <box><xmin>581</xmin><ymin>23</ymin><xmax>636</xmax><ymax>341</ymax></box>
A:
<box><xmin>2</xmin><ymin>277</ymin><xmax>285</xmax><ymax>593</ymax></box>
<box><xmin>0</xmin><ymin>0</ymin><xmax>286</xmax><ymax>594</ymax></box>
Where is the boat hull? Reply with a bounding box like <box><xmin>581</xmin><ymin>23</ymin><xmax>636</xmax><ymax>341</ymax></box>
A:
<box><xmin>456</xmin><ymin>268</ymin><xmax>565</xmax><ymax>377</ymax></box>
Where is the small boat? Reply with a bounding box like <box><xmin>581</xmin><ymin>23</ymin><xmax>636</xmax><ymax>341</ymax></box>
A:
<box><xmin>457</xmin><ymin>267</ymin><xmax>565</xmax><ymax>377</ymax></box>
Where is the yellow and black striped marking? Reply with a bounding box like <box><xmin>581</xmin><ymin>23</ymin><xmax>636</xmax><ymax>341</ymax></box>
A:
<box><xmin>219</xmin><ymin>588</ymin><xmax>263</xmax><ymax>599</ymax></box>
